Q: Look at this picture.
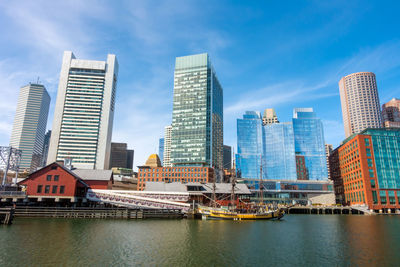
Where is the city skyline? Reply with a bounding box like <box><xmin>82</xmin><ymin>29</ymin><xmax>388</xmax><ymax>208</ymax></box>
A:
<box><xmin>1</xmin><ymin>1</ymin><xmax>400</xmax><ymax>168</ymax></box>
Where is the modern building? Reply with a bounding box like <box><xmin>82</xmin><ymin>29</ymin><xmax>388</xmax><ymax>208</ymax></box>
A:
<box><xmin>293</xmin><ymin>108</ymin><xmax>328</xmax><ymax>180</ymax></box>
<box><xmin>10</xmin><ymin>83</ymin><xmax>50</xmax><ymax>171</ymax></box>
<box><xmin>263</xmin><ymin>122</ymin><xmax>297</xmax><ymax>180</ymax></box>
<box><xmin>223</xmin><ymin>145</ymin><xmax>232</xmax><ymax>170</ymax></box>
<box><xmin>170</xmin><ymin>53</ymin><xmax>223</xmax><ymax>171</ymax></box>
<box><xmin>339</xmin><ymin>72</ymin><xmax>382</xmax><ymax>138</ymax></box>
<box><xmin>236</xmin><ymin>111</ymin><xmax>263</xmax><ymax>179</ymax></box>
<box><xmin>262</xmin><ymin>108</ymin><xmax>279</xmax><ymax>125</ymax></box>
<box><xmin>137</xmin><ymin>154</ymin><xmax>214</xmax><ymax>191</ymax></box>
<box><xmin>163</xmin><ymin>126</ymin><xmax>172</xmax><ymax>167</ymax></box>
<box><xmin>325</xmin><ymin>144</ymin><xmax>333</xmax><ymax>179</ymax></box>
<box><xmin>109</xmin><ymin>142</ymin><xmax>134</xmax><ymax>169</ymax></box>
<box><xmin>329</xmin><ymin>128</ymin><xmax>400</xmax><ymax>213</ymax></box>
<box><xmin>47</xmin><ymin>51</ymin><xmax>118</xmax><ymax>169</ymax></box>
<box><xmin>41</xmin><ymin>130</ymin><xmax>51</xmax><ymax>167</ymax></box>
<box><xmin>158</xmin><ymin>138</ymin><xmax>165</xmax><ymax>165</ymax></box>
<box><xmin>382</xmin><ymin>98</ymin><xmax>400</xmax><ymax>128</ymax></box>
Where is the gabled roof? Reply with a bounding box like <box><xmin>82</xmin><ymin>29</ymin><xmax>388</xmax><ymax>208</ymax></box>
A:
<box><xmin>72</xmin><ymin>169</ymin><xmax>113</xmax><ymax>181</ymax></box>
<box><xmin>18</xmin><ymin>162</ymin><xmax>89</xmax><ymax>187</ymax></box>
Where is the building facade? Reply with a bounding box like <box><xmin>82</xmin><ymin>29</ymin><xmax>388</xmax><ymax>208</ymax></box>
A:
<box><xmin>263</xmin><ymin>122</ymin><xmax>297</xmax><ymax>180</ymax></box>
<box><xmin>163</xmin><ymin>126</ymin><xmax>172</xmax><ymax>167</ymax></box>
<box><xmin>325</xmin><ymin>144</ymin><xmax>333</xmax><ymax>179</ymax></box>
<box><xmin>223</xmin><ymin>145</ymin><xmax>232</xmax><ymax>170</ymax></box>
<box><xmin>159</xmin><ymin>138</ymin><xmax>164</xmax><ymax>165</ymax></box>
<box><xmin>138</xmin><ymin>154</ymin><xmax>214</xmax><ymax>190</ymax></box>
<box><xmin>382</xmin><ymin>98</ymin><xmax>400</xmax><ymax>128</ymax></box>
<box><xmin>170</xmin><ymin>53</ymin><xmax>223</xmax><ymax>171</ymax></box>
<box><xmin>47</xmin><ymin>51</ymin><xmax>118</xmax><ymax>169</ymax></box>
<box><xmin>339</xmin><ymin>72</ymin><xmax>382</xmax><ymax>138</ymax></box>
<box><xmin>236</xmin><ymin>111</ymin><xmax>263</xmax><ymax>179</ymax></box>
<box><xmin>10</xmin><ymin>83</ymin><xmax>50</xmax><ymax>171</ymax></box>
<box><xmin>109</xmin><ymin>142</ymin><xmax>134</xmax><ymax>169</ymax></box>
<box><xmin>262</xmin><ymin>108</ymin><xmax>279</xmax><ymax>125</ymax></box>
<box><xmin>330</xmin><ymin>128</ymin><xmax>400</xmax><ymax>212</ymax></box>
<box><xmin>41</xmin><ymin>130</ymin><xmax>51</xmax><ymax>167</ymax></box>
<box><xmin>293</xmin><ymin>108</ymin><xmax>328</xmax><ymax>180</ymax></box>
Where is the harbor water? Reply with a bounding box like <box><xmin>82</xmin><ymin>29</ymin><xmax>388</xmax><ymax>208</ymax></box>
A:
<box><xmin>1</xmin><ymin>215</ymin><xmax>400</xmax><ymax>266</ymax></box>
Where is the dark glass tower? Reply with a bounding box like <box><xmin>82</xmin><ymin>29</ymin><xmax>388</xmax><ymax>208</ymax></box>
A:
<box><xmin>171</xmin><ymin>53</ymin><xmax>223</xmax><ymax>170</ymax></box>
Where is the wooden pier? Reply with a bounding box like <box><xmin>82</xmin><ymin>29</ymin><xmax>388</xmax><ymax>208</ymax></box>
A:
<box><xmin>13</xmin><ymin>206</ymin><xmax>184</xmax><ymax>219</ymax></box>
<box><xmin>0</xmin><ymin>207</ymin><xmax>15</xmax><ymax>225</ymax></box>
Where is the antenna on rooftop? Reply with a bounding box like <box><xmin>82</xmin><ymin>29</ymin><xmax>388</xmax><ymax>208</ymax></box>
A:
<box><xmin>36</xmin><ymin>77</ymin><xmax>40</xmax><ymax>84</ymax></box>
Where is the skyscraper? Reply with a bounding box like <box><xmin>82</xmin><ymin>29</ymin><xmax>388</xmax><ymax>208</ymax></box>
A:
<box><xmin>293</xmin><ymin>108</ymin><xmax>328</xmax><ymax>180</ymax></box>
<box><xmin>163</xmin><ymin>126</ymin><xmax>172</xmax><ymax>167</ymax></box>
<box><xmin>325</xmin><ymin>144</ymin><xmax>333</xmax><ymax>179</ymax></box>
<box><xmin>339</xmin><ymin>72</ymin><xmax>382</xmax><ymax>137</ymax></box>
<box><xmin>109</xmin><ymin>142</ymin><xmax>134</xmax><ymax>169</ymax></box>
<box><xmin>170</xmin><ymin>53</ymin><xmax>223</xmax><ymax>170</ymax></box>
<box><xmin>223</xmin><ymin>145</ymin><xmax>232</xmax><ymax>170</ymax></box>
<box><xmin>10</xmin><ymin>83</ymin><xmax>50</xmax><ymax>171</ymax></box>
<box><xmin>41</xmin><ymin>130</ymin><xmax>51</xmax><ymax>167</ymax></box>
<box><xmin>236</xmin><ymin>111</ymin><xmax>263</xmax><ymax>179</ymax></box>
<box><xmin>382</xmin><ymin>98</ymin><xmax>400</xmax><ymax>128</ymax></box>
<box><xmin>263</xmin><ymin>122</ymin><xmax>297</xmax><ymax>180</ymax></box>
<box><xmin>47</xmin><ymin>51</ymin><xmax>118</xmax><ymax>169</ymax></box>
<box><xmin>262</xmin><ymin>108</ymin><xmax>279</xmax><ymax>125</ymax></box>
<box><xmin>158</xmin><ymin>138</ymin><xmax>164</xmax><ymax>165</ymax></box>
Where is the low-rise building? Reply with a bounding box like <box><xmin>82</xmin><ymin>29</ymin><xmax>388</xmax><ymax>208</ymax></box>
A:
<box><xmin>18</xmin><ymin>162</ymin><xmax>114</xmax><ymax>203</ymax></box>
<box><xmin>329</xmin><ymin>128</ymin><xmax>400</xmax><ymax>213</ymax></box>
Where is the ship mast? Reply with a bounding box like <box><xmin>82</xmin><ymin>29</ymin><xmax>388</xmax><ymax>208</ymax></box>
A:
<box><xmin>259</xmin><ymin>154</ymin><xmax>263</xmax><ymax>204</ymax></box>
<box><xmin>230</xmin><ymin>148</ymin><xmax>236</xmax><ymax>210</ymax></box>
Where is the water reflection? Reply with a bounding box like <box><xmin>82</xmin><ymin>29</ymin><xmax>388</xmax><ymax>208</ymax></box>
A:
<box><xmin>1</xmin><ymin>216</ymin><xmax>400</xmax><ymax>266</ymax></box>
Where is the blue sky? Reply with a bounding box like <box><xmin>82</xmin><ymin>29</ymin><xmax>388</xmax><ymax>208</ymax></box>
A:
<box><xmin>1</xmin><ymin>1</ymin><xmax>400</xmax><ymax>168</ymax></box>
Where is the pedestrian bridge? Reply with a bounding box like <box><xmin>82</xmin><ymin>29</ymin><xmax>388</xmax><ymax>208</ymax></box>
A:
<box><xmin>86</xmin><ymin>189</ymin><xmax>191</xmax><ymax>212</ymax></box>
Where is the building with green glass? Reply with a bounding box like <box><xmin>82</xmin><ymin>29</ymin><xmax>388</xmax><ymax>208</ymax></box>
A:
<box><xmin>170</xmin><ymin>53</ymin><xmax>223</xmax><ymax>172</ymax></box>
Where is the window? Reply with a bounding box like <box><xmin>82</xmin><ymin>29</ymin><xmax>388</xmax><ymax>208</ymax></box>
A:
<box><xmin>370</xmin><ymin>179</ymin><xmax>376</xmax><ymax>189</ymax></box>
<box><xmin>372</xmin><ymin>191</ymin><xmax>378</xmax><ymax>204</ymax></box>
<box><xmin>46</xmin><ymin>175</ymin><xmax>52</xmax><ymax>181</ymax></box>
<box><xmin>51</xmin><ymin>165</ymin><xmax>57</xmax><ymax>170</ymax></box>
<box><xmin>60</xmin><ymin>186</ymin><xmax>65</xmax><ymax>194</ymax></box>
<box><xmin>45</xmin><ymin>185</ymin><xmax>50</xmax><ymax>194</ymax></box>
<box><xmin>366</xmin><ymin>148</ymin><xmax>371</xmax><ymax>157</ymax></box>
<box><xmin>389</xmin><ymin>191</ymin><xmax>396</xmax><ymax>205</ymax></box>
<box><xmin>380</xmin><ymin>191</ymin><xmax>387</xmax><ymax>205</ymax></box>
<box><xmin>369</xmin><ymin>170</ymin><xmax>374</xmax><ymax>178</ymax></box>
<box><xmin>54</xmin><ymin>175</ymin><xmax>59</xmax><ymax>181</ymax></box>
<box><xmin>367</xmin><ymin>159</ymin><xmax>373</xmax><ymax>167</ymax></box>
<box><xmin>37</xmin><ymin>185</ymin><xmax>43</xmax><ymax>193</ymax></box>
<box><xmin>52</xmin><ymin>186</ymin><xmax>58</xmax><ymax>194</ymax></box>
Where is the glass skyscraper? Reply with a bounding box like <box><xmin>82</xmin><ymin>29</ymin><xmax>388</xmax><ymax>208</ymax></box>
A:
<box><xmin>236</xmin><ymin>111</ymin><xmax>263</xmax><ymax>179</ymax></box>
<box><xmin>292</xmin><ymin>108</ymin><xmax>328</xmax><ymax>180</ymax></box>
<box><xmin>170</xmin><ymin>53</ymin><xmax>223</xmax><ymax>170</ymax></box>
<box><xmin>263</xmin><ymin>122</ymin><xmax>297</xmax><ymax>180</ymax></box>
<box><xmin>158</xmin><ymin>138</ymin><xmax>164</xmax><ymax>165</ymax></box>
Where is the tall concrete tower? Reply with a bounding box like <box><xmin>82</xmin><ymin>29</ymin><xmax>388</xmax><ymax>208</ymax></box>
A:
<box><xmin>339</xmin><ymin>72</ymin><xmax>382</xmax><ymax>138</ymax></box>
<box><xmin>170</xmin><ymin>53</ymin><xmax>223</xmax><ymax>170</ymax></box>
<box><xmin>47</xmin><ymin>51</ymin><xmax>118</xmax><ymax>169</ymax></box>
<box><xmin>10</xmin><ymin>83</ymin><xmax>50</xmax><ymax>171</ymax></box>
<box><xmin>163</xmin><ymin>126</ymin><xmax>172</xmax><ymax>167</ymax></box>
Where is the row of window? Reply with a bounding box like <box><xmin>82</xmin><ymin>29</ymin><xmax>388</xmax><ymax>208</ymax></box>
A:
<box><xmin>46</xmin><ymin>175</ymin><xmax>59</xmax><ymax>181</ymax></box>
<box><xmin>37</xmin><ymin>185</ymin><xmax>65</xmax><ymax>194</ymax></box>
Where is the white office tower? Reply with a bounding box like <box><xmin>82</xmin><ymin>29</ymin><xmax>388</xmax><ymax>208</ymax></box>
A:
<box><xmin>47</xmin><ymin>51</ymin><xmax>118</xmax><ymax>169</ymax></box>
<box><xmin>163</xmin><ymin>125</ymin><xmax>172</xmax><ymax>167</ymax></box>
<box><xmin>10</xmin><ymin>83</ymin><xmax>50</xmax><ymax>171</ymax></box>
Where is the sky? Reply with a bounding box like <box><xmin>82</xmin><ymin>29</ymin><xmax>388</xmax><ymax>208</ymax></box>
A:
<box><xmin>1</xmin><ymin>0</ymin><xmax>400</xmax><ymax>169</ymax></box>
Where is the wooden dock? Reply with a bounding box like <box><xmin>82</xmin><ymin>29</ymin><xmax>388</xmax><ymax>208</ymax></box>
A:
<box><xmin>0</xmin><ymin>207</ymin><xmax>15</xmax><ymax>225</ymax></box>
<box><xmin>13</xmin><ymin>206</ymin><xmax>184</xmax><ymax>219</ymax></box>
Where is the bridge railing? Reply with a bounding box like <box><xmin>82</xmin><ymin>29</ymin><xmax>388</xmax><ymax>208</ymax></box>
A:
<box><xmin>0</xmin><ymin>191</ymin><xmax>26</xmax><ymax>197</ymax></box>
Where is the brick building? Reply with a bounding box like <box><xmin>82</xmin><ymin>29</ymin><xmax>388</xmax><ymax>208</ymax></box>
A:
<box><xmin>137</xmin><ymin>166</ymin><xmax>214</xmax><ymax>191</ymax></box>
<box><xmin>18</xmin><ymin>162</ymin><xmax>114</xmax><ymax>203</ymax></box>
<box><xmin>329</xmin><ymin>128</ymin><xmax>400</xmax><ymax>213</ymax></box>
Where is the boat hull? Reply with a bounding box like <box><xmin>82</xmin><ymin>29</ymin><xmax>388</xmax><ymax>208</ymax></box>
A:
<box><xmin>198</xmin><ymin>207</ymin><xmax>284</xmax><ymax>221</ymax></box>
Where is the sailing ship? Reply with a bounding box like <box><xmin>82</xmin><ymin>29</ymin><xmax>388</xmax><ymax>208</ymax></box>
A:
<box><xmin>197</xmin><ymin>154</ymin><xmax>284</xmax><ymax>220</ymax></box>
